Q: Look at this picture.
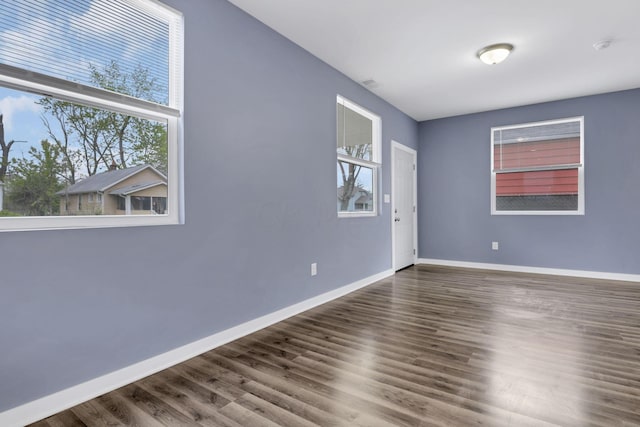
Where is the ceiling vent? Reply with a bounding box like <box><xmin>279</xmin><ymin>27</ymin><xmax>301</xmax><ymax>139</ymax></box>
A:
<box><xmin>360</xmin><ymin>79</ymin><xmax>379</xmax><ymax>88</ymax></box>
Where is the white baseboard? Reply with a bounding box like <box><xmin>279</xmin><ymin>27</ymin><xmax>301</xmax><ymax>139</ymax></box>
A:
<box><xmin>418</xmin><ymin>258</ymin><xmax>640</xmax><ymax>283</ymax></box>
<box><xmin>0</xmin><ymin>268</ymin><xmax>393</xmax><ymax>427</ymax></box>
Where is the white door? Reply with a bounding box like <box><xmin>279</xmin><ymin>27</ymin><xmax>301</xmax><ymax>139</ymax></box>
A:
<box><xmin>392</xmin><ymin>142</ymin><xmax>417</xmax><ymax>271</ymax></box>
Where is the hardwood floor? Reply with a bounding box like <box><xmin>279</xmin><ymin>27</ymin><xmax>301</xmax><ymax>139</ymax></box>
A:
<box><xmin>31</xmin><ymin>265</ymin><xmax>640</xmax><ymax>426</ymax></box>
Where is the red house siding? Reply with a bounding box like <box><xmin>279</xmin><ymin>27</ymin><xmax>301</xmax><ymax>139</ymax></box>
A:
<box><xmin>496</xmin><ymin>169</ymin><xmax>579</xmax><ymax>196</ymax></box>
<box><xmin>494</xmin><ymin>137</ymin><xmax>580</xmax><ymax>196</ymax></box>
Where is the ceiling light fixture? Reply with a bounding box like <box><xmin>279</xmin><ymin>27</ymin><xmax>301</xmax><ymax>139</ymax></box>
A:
<box><xmin>477</xmin><ymin>43</ymin><xmax>514</xmax><ymax>65</ymax></box>
<box><xmin>593</xmin><ymin>40</ymin><xmax>612</xmax><ymax>51</ymax></box>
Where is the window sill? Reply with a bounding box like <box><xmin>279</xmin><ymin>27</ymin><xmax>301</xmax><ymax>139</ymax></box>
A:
<box><xmin>0</xmin><ymin>214</ymin><xmax>181</xmax><ymax>233</ymax></box>
<box><xmin>338</xmin><ymin>211</ymin><xmax>378</xmax><ymax>218</ymax></box>
<box><xmin>491</xmin><ymin>210</ymin><xmax>585</xmax><ymax>216</ymax></box>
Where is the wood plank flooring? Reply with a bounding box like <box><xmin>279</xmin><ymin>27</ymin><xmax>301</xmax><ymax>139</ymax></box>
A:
<box><xmin>30</xmin><ymin>265</ymin><xmax>640</xmax><ymax>426</ymax></box>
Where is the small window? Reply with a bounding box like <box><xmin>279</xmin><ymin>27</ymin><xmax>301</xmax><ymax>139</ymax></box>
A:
<box><xmin>491</xmin><ymin>117</ymin><xmax>584</xmax><ymax>215</ymax></box>
<box><xmin>152</xmin><ymin>197</ymin><xmax>167</xmax><ymax>214</ymax></box>
<box><xmin>131</xmin><ymin>196</ymin><xmax>151</xmax><ymax>211</ymax></box>
<box><xmin>336</xmin><ymin>95</ymin><xmax>381</xmax><ymax>217</ymax></box>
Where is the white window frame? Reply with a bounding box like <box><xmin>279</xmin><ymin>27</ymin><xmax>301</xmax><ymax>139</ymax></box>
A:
<box><xmin>337</xmin><ymin>95</ymin><xmax>381</xmax><ymax>218</ymax></box>
<box><xmin>491</xmin><ymin>116</ymin><xmax>585</xmax><ymax>216</ymax></box>
<box><xmin>0</xmin><ymin>0</ymin><xmax>184</xmax><ymax>232</ymax></box>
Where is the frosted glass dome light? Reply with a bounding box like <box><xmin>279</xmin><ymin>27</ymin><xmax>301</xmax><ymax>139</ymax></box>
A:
<box><xmin>477</xmin><ymin>43</ymin><xmax>514</xmax><ymax>65</ymax></box>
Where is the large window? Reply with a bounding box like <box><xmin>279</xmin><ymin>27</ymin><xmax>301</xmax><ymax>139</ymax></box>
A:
<box><xmin>491</xmin><ymin>117</ymin><xmax>584</xmax><ymax>215</ymax></box>
<box><xmin>0</xmin><ymin>0</ymin><xmax>183</xmax><ymax>231</ymax></box>
<box><xmin>337</xmin><ymin>95</ymin><xmax>381</xmax><ymax>217</ymax></box>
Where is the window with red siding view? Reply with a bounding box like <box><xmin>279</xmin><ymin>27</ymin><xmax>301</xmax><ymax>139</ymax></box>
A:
<box><xmin>492</xmin><ymin>118</ymin><xmax>583</xmax><ymax>212</ymax></box>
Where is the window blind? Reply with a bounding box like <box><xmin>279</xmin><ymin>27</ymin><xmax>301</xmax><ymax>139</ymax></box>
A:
<box><xmin>0</xmin><ymin>0</ymin><xmax>170</xmax><ymax>104</ymax></box>
<box><xmin>337</xmin><ymin>102</ymin><xmax>373</xmax><ymax>160</ymax></box>
<box><xmin>493</xmin><ymin>121</ymin><xmax>582</xmax><ymax>173</ymax></box>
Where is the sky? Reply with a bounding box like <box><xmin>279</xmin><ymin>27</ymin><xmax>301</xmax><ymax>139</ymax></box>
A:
<box><xmin>0</xmin><ymin>88</ymin><xmax>45</xmax><ymax>158</ymax></box>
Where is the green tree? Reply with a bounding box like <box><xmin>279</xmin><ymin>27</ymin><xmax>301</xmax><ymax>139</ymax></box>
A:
<box><xmin>7</xmin><ymin>140</ymin><xmax>64</xmax><ymax>216</ymax></box>
<box><xmin>130</xmin><ymin>118</ymin><xmax>168</xmax><ymax>174</ymax></box>
<box><xmin>39</xmin><ymin>60</ymin><xmax>168</xmax><ymax>182</ymax></box>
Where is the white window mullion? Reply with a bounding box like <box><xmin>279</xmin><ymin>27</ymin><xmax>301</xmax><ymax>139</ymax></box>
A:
<box><xmin>337</xmin><ymin>154</ymin><xmax>380</xmax><ymax>169</ymax></box>
<box><xmin>0</xmin><ymin>64</ymin><xmax>179</xmax><ymax>121</ymax></box>
<box><xmin>494</xmin><ymin>163</ymin><xmax>583</xmax><ymax>174</ymax></box>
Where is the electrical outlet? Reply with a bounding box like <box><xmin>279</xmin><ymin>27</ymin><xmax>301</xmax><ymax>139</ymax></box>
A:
<box><xmin>311</xmin><ymin>262</ymin><xmax>317</xmax><ymax>276</ymax></box>
<box><xmin>492</xmin><ymin>241</ymin><xmax>499</xmax><ymax>251</ymax></box>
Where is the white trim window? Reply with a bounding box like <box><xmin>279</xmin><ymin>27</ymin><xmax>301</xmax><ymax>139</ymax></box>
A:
<box><xmin>0</xmin><ymin>0</ymin><xmax>183</xmax><ymax>231</ymax></box>
<box><xmin>336</xmin><ymin>95</ymin><xmax>381</xmax><ymax>217</ymax></box>
<box><xmin>491</xmin><ymin>117</ymin><xmax>584</xmax><ymax>215</ymax></box>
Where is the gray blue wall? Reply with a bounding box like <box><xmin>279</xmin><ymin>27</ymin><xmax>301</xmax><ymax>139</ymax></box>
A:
<box><xmin>418</xmin><ymin>88</ymin><xmax>640</xmax><ymax>274</ymax></box>
<box><xmin>0</xmin><ymin>0</ymin><xmax>418</xmax><ymax>412</ymax></box>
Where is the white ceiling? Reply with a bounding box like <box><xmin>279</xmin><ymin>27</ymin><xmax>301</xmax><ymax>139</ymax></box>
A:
<box><xmin>228</xmin><ymin>0</ymin><xmax>640</xmax><ymax>121</ymax></box>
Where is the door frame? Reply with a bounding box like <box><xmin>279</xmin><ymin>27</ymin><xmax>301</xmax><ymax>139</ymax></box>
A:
<box><xmin>391</xmin><ymin>140</ymin><xmax>418</xmax><ymax>271</ymax></box>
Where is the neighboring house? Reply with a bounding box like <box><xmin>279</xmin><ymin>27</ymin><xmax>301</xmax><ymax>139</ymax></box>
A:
<box><xmin>337</xmin><ymin>186</ymin><xmax>373</xmax><ymax>211</ymax></box>
<box><xmin>57</xmin><ymin>164</ymin><xmax>167</xmax><ymax>216</ymax></box>
<box><xmin>354</xmin><ymin>191</ymin><xmax>373</xmax><ymax>211</ymax></box>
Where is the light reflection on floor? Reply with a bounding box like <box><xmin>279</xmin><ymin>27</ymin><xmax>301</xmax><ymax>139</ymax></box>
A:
<box><xmin>484</xmin><ymin>288</ymin><xmax>586</xmax><ymax>425</ymax></box>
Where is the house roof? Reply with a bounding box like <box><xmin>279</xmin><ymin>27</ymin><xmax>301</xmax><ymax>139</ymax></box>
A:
<box><xmin>337</xmin><ymin>186</ymin><xmax>371</xmax><ymax>199</ymax></box>
<box><xmin>57</xmin><ymin>165</ymin><xmax>166</xmax><ymax>195</ymax></box>
<box><xmin>109</xmin><ymin>181</ymin><xmax>167</xmax><ymax>196</ymax></box>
